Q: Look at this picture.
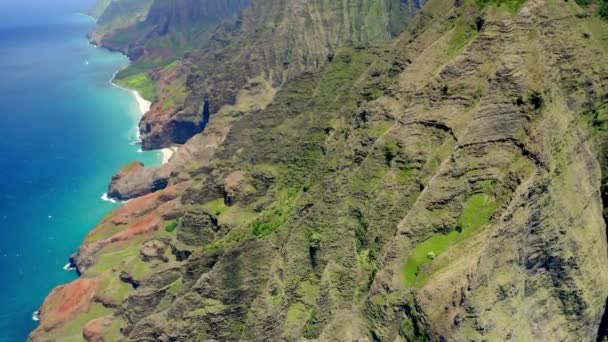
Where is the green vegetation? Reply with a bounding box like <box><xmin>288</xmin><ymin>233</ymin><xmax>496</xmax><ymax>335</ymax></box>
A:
<box><xmin>203</xmin><ymin>198</ymin><xmax>229</xmax><ymax>216</ymax></box>
<box><xmin>86</xmin><ymin>224</ymin><xmax>126</xmax><ymax>242</ymax></box>
<box><xmin>601</xmin><ymin>1</ymin><xmax>608</xmax><ymax>20</ymax></box>
<box><xmin>477</xmin><ymin>0</ymin><xmax>527</xmax><ymax>14</ymax></box>
<box><xmin>86</xmin><ymin>242</ymin><xmax>143</xmax><ymax>275</ymax></box>
<box><xmin>59</xmin><ymin>303</ymin><xmax>113</xmax><ymax>340</ymax></box>
<box><xmin>383</xmin><ymin>140</ymin><xmax>400</xmax><ymax>164</ymax></box>
<box><xmin>286</xmin><ymin>302</ymin><xmax>309</xmax><ymax>323</ymax></box>
<box><xmin>251</xmin><ymin>188</ymin><xmax>299</xmax><ymax>237</ymax></box>
<box><xmin>447</xmin><ymin>17</ymin><xmax>478</xmax><ymax>56</ymax></box>
<box><xmin>162</xmin><ymin>81</ymin><xmax>187</xmax><ymax>110</ymax></box>
<box><xmin>165</xmin><ymin>219</ymin><xmax>179</xmax><ymax>233</ymax></box>
<box><xmin>403</xmin><ymin>193</ymin><xmax>500</xmax><ymax>287</ymax></box>
<box><xmin>115</xmin><ymin>71</ymin><xmax>157</xmax><ymax>101</ymax></box>
<box><xmin>203</xmin><ymin>226</ymin><xmax>250</xmax><ymax>252</ymax></box>
<box><xmin>99</xmin><ymin>273</ymin><xmax>133</xmax><ymax>303</ymax></box>
<box><xmin>167</xmin><ymin>277</ymin><xmax>184</xmax><ymax>295</ymax></box>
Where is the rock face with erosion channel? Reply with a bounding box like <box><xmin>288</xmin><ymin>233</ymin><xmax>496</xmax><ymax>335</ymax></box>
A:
<box><xmin>107</xmin><ymin>161</ymin><xmax>169</xmax><ymax>201</ymax></box>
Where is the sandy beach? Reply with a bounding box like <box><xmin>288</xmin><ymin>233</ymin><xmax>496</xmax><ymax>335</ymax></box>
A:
<box><xmin>161</xmin><ymin>146</ymin><xmax>179</xmax><ymax>164</ymax></box>
<box><xmin>131</xmin><ymin>89</ymin><xmax>151</xmax><ymax>114</ymax></box>
<box><xmin>110</xmin><ymin>75</ymin><xmax>177</xmax><ymax>164</ymax></box>
<box><xmin>132</xmin><ymin>91</ymin><xmax>177</xmax><ymax>164</ymax></box>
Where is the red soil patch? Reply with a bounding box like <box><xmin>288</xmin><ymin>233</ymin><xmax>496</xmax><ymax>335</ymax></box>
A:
<box><xmin>108</xmin><ymin>214</ymin><xmax>161</xmax><ymax>242</ymax></box>
<box><xmin>37</xmin><ymin>277</ymin><xmax>102</xmax><ymax>332</ymax></box>
<box><xmin>82</xmin><ymin>214</ymin><xmax>162</xmax><ymax>263</ymax></box>
<box><xmin>111</xmin><ymin>185</ymin><xmax>179</xmax><ymax>225</ymax></box>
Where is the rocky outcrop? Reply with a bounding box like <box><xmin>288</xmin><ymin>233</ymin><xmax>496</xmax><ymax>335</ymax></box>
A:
<box><xmin>107</xmin><ymin>161</ymin><xmax>169</xmax><ymax>201</ymax></box>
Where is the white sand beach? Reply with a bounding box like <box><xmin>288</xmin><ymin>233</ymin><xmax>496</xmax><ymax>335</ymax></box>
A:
<box><xmin>161</xmin><ymin>146</ymin><xmax>178</xmax><ymax>164</ymax></box>
<box><xmin>132</xmin><ymin>89</ymin><xmax>151</xmax><ymax>114</ymax></box>
<box><xmin>110</xmin><ymin>74</ymin><xmax>178</xmax><ymax>164</ymax></box>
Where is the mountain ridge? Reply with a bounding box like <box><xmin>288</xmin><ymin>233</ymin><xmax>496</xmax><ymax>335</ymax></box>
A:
<box><xmin>30</xmin><ymin>0</ymin><xmax>608</xmax><ymax>340</ymax></box>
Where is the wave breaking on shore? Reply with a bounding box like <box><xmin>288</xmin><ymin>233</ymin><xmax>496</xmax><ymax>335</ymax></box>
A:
<box><xmin>109</xmin><ymin>73</ymin><xmax>176</xmax><ymax>164</ymax></box>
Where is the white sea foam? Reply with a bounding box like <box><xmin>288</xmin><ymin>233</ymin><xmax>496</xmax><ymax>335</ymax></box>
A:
<box><xmin>101</xmin><ymin>193</ymin><xmax>130</xmax><ymax>204</ymax></box>
<box><xmin>100</xmin><ymin>193</ymin><xmax>118</xmax><ymax>203</ymax></box>
<box><xmin>63</xmin><ymin>263</ymin><xmax>76</xmax><ymax>272</ymax></box>
<box><xmin>32</xmin><ymin>310</ymin><xmax>40</xmax><ymax>321</ymax></box>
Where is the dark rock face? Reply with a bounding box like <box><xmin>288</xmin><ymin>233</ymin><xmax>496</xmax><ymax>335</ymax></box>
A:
<box><xmin>120</xmin><ymin>271</ymin><xmax>141</xmax><ymax>289</ymax></box>
<box><xmin>107</xmin><ymin>162</ymin><xmax>169</xmax><ymax>201</ymax></box>
<box><xmin>140</xmin><ymin>97</ymin><xmax>211</xmax><ymax>150</ymax></box>
<box><xmin>177</xmin><ymin>210</ymin><xmax>224</xmax><ymax>246</ymax></box>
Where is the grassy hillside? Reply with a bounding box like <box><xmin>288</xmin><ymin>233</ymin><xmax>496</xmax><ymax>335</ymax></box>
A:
<box><xmin>30</xmin><ymin>0</ymin><xmax>608</xmax><ymax>340</ymax></box>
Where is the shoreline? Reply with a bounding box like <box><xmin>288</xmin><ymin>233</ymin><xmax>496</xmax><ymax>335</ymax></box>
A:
<box><xmin>109</xmin><ymin>73</ymin><xmax>177</xmax><ymax>165</ymax></box>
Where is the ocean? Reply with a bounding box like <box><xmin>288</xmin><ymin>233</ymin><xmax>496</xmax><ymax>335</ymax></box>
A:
<box><xmin>0</xmin><ymin>1</ymin><xmax>162</xmax><ymax>340</ymax></box>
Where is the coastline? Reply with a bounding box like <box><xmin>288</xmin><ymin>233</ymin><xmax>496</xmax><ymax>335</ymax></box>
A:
<box><xmin>109</xmin><ymin>73</ymin><xmax>176</xmax><ymax>164</ymax></box>
<box><xmin>26</xmin><ymin>10</ymin><xmax>181</xmax><ymax>341</ymax></box>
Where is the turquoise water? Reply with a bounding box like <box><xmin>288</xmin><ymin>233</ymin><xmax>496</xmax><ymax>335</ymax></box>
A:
<box><xmin>0</xmin><ymin>1</ymin><xmax>161</xmax><ymax>340</ymax></box>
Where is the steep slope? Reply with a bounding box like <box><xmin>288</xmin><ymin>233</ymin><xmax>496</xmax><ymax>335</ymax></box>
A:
<box><xmin>101</xmin><ymin>0</ymin><xmax>421</xmax><ymax>201</ymax></box>
<box><xmin>137</xmin><ymin>0</ymin><xmax>420</xmax><ymax>150</ymax></box>
<box><xmin>89</xmin><ymin>0</ymin><xmax>254</xmax><ymax>105</ymax></box>
<box><xmin>88</xmin><ymin>0</ymin><xmax>154</xmax><ymax>47</ymax></box>
<box><xmin>31</xmin><ymin>0</ymin><xmax>608</xmax><ymax>341</ymax></box>
<box><xmin>97</xmin><ymin>0</ymin><xmax>253</xmax><ymax>60</ymax></box>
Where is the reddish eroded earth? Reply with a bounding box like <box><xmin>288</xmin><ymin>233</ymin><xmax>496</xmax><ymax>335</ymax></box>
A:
<box><xmin>110</xmin><ymin>185</ymin><xmax>181</xmax><ymax>225</ymax></box>
<box><xmin>36</xmin><ymin>277</ymin><xmax>102</xmax><ymax>333</ymax></box>
<box><xmin>83</xmin><ymin>315</ymin><xmax>114</xmax><ymax>342</ymax></box>
<box><xmin>109</xmin><ymin>214</ymin><xmax>162</xmax><ymax>242</ymax></box>
<box><xmin>81</xmin><ymin>214</ymin><xmax>162</xmax><ymax>261</ymax></box>
<box><xmin>72</xmin><ymin>184</ymin><xmax>186</xmax><ymax>275</ymax></box>
<box><xmin>32</xmin><ymin>185</ymin><xmax>185</xmax><ymax>340</ymax></box>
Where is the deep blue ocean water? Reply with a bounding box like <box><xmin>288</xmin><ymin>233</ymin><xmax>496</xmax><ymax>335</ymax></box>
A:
<box><xmin>0</xmin><ymin>1</ymin><xmax>161</xmax><ymax>340</ymax></box>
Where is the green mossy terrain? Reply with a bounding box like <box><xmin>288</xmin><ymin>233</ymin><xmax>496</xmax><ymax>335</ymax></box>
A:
<box><xmin>403</xmin><ymin>193</ymin><xmax>500</xmax><ymax>287</ymax></box>
<box><xmin>30</xmin><ymin>0</ymin><xmax>608</xmax><ymax>341</ymax></box>
<box><xmin>115</xmin><ymin>71</ymin><xmax>157</xmax><ymax>101</ymax></box>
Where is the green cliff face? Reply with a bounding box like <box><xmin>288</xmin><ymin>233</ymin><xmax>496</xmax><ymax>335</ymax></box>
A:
<box><xmin>89</xmin><ymin>0</ymin><xmax>254</xmax><ymax>105</ymax></box>
<box><xmin>30</xmin><ymin>0</ymin><xmax>608</xmax><ymax>341</ymax></box>
<box><xmin>89</xmin><ymin>0</ymin><xmax>154</xmax><ymax>47</ymax></box>
<box><xmin>137</xmin><ymin>0</ymin><xmax>420</xmax><ymax>149</ymax></box>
